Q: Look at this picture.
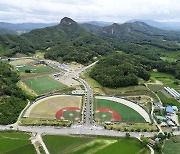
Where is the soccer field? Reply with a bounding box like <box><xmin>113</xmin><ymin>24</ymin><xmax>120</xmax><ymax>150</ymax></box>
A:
<box><xmin>24</xmin><ymin>76</ymin><xmax>66</xmax><ymax>94</ymax></box>
<box><xmin>17</xmin><ymin>64</ymin><xmax>52</xmax><ymax>73</ymax></box>
<box><xmin>95</xmin><ymin>98</ymin><xmax>146</xmax><ymax>122</ymax></box>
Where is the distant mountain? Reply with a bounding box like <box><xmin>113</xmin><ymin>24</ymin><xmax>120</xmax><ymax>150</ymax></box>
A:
<box><xmin>0</xmin><ymin>22</ymin><xmax>58</xmax><ymax>34</ymax></box>
<box><xmin>127</xmin><ymin>19</ymin><xmax>180</xmax><ymax>31</ymax></box>
<box><xmin>80</xmin><ymin>23</ymin><xmax>101</xmax><ymax>33</ymax></box>
<box><xmin>0</xmin><ymin>28</ymin><xmax>17</xmax><ymax>34</ymax></box>
<box><xmin>97</xmin><ymin>21</ymin><xmax>168</xmax><ymax>43</ymax></box>
<box><xmin>82</xmin><ymin>21</ymin><xmax>113</xmax><ymax>27</ymax></box>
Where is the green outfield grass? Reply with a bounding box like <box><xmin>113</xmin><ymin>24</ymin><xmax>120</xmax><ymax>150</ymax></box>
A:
<box><xmin>95</xmin><ymin>99</ymin><xmax>145</xmax><ymax>122</ymax></box>
<box><xmin>24</xmin><ymin>76</ymin><xmax>66</xmax><ymax>94</ymax></box>
<box><xmin>43</xmin><ymin>135</ymin><xmax>150</xmax><ymax>154</ymax></box>
<box><xmin>17</xmin><ymin>64</ymin><xmax>52</xmax><ymax>73</ymax></box>
<box><xmin>0</xmin><ymin>132</ymin><xmax>36</xmax><ymax>154</ymax></box>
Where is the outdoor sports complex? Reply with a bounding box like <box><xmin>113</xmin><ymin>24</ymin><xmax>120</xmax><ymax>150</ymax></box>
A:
<box><xmin>24</xmin><ymin>76</ymin><xmax>66</xmax><ymax>95</ymax></box>
<box><xmin>94</xmin><ymin>96</ymin><xmax>151</xmax><ymax>123</ymax></box>
<box><xmin>24</xmin><ymin>95</ymin><xmax>82</xmax><ymax>122</ymax></box>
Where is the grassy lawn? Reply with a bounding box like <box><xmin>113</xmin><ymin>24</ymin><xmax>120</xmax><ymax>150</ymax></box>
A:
<box><xmin>151</xmin><ymin>71</ymin><xmax>180</xmax><ymax>90</ymax></box>
<box><xmin>43</xmin><ymin>135</ymin><xmax>150</xmax><ymax>154</ymax></box>
<box><xmin>95</xmin><ymin>99</ymin><xmax>145</xmax><ymax>122</ymax></box>
<box><xmin>23</xmin><ymin>76</ymin><xmax>66</xmax><ymax>94</ymax></box>
<box><xmin>163</xmin><ymin>136</ymin><xmax>180</xmax><ymax>154</ymax></box>
<box><xmin>34</xmin><ymin>51</ymin><xmax>45</xmax><ymax>60</ymax></box>
<box><xmin>0</xmin><ymin>132</ymin><xmax>36</xmax><ymax>154</ymax></box>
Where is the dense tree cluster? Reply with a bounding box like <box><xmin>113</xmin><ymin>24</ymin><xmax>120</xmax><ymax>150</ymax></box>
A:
<box><xmin>90</xmin><ymin>53</ymin><xmax>150</xmax><ymax>88</ymax></box>
<box><xmin>0</xmin><ymin>62</ymin><xmax>29</xmax><ymax>124</ymax></box>
<box><xmin>0</xmin><ymin>34</ymin><xmax>34</xmax><ymax>57</ymax></box>
<box><xmin>23</xmin><ymin>22</ymin><xmax>112</xmax><ymax>64</ymax></box>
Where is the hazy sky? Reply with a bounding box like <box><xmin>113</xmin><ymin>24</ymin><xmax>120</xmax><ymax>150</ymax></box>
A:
<box><xmin>0</xmin><ymin>0</ymin><xmax>180</xmax><ymax>23</ymax></box>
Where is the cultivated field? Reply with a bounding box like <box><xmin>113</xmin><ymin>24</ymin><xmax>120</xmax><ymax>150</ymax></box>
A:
<box><xmin>95</xmin><ymin>96</ymin><xmax>151</xmax><ymax>123</ymax></box>
<box><xmin>0</xmin><ymin>132</ymin><xmax>36</xmax><ymax>154</ymax></box>
<box><xmin>17</xmin><ymin>64</ymin><xmax>52</xmax><ymax>73</ymax></box>
<box><xmin>24</xmin><ymin>95</ymin><xmax>82</xmax><ymax>122</ymax></box>
<box><xmin>151</xmin><ymin>71</ymin><xmax>180</xmax><ymax>90</ymax></box>
<box><xmin>163</xmin><ymin>136</ymin><xmax>180</xmax><ymax>154</ymax></box>
<box><xmin>43</xmin><ymin>135</ymin><xmax>150</xmax><ymax>154</ymax></box>
<box><xmin>10</xmin><ymin>59</ymin><xmax>35</xmax><ymax>66</ymax></box>
<box><xmin>23</xmin><ymin>76</ymin><xmax>66</xmax><ymax>95</ymax></box>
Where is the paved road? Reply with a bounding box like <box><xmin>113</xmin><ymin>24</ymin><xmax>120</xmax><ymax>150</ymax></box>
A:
<box><xmin>0</xmin><ymin>125</ymin><xmax>158</xmax><ymax>138</ymax></box>
<box><xmin>75</xmin><ymin>61</ymin><xmax>98</xmax><ymax>74</ymax></box>
<box><xmin>78</xmin><ymin>78</ymin><xmax>92</xmax><ymax>126</ymax></box>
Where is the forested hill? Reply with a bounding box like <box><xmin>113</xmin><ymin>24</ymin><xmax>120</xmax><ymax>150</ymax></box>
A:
<box><xmin>22</xmin><ymin>17</ymin><xmax>112</xmax><ymax>64</ymax></box>
<box><xmin>90</xmin><ymin>52</ymin><xmax>150</xmax><ymax>88</ymax></box>
<box><xmin>0</xmin><ymin>62</ymin><xmax>29</xmax><ymax>124</ymax></box>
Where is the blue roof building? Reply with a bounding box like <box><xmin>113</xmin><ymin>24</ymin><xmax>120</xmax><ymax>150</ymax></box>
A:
<box><xmin>166</xmin><ymin>106</ymin><xmax>174</xmax><ymax>114</ymax></box>
<box><xmin>166</xmin><ymin>120</ymin><xmax>175</xmax><ymax>126</ymax></box>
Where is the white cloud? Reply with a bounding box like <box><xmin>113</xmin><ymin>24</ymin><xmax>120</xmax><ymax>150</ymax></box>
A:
<box><xmin>0</xmin><ymin>0</ymin><xmax>180</xmax><ymax>23</ymax></box>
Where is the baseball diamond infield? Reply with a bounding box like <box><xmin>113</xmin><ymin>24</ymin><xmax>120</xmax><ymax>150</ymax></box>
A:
<box><xmin>95</xmin><ymin>96</ymin><xmax>151</xmax><ymax>123</ymax></box>
<box><xmin>24</xmin><ymin>95</ymin><xmax>82</xmax><ymax>121</ymax></box>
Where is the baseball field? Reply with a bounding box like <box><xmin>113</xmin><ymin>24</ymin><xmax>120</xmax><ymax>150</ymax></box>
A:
<box><xmin>23</xmin><ymin>76</ymin><xmax>66</xmax><ymax>94</ymax></box>
<box><xmin>24</xmin><ymin>95</ymin><xmax>82</xmax><ymax>122</ymax></box>
<box><xmin>17</xmin><ymin>64</ymin><xmax>52</xmax><ymax>73</ymax></box>
<box><xmin>43</xmin><ymin>135</ymin><xmax>150</xmax><ymax>154</ymax></box>
<box><xmin>95</xmin><ymin>96</ymin><xmax>150</xmax><ymax>123</ymax></box>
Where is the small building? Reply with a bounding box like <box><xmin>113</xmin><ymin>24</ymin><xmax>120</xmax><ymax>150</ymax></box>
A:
<box><xmin>166</xmin><ymin>106</ymin><xmax>174</xmax><ymax>114</ymax></box>
<box><xmin>156</xmin><ymin>116</ymin><xmax>167</xmax><ymax>121</ymax></box>
<box><xmin>172</xmin><ymin>106</ymin><xmax>178</xmax><ymax>111</ymax></box>
<box><xmin>166</xmin><ymin>120</ymin><xmax>175</xmax><ymax>126</ymax></box>
<box><xmin>155</xmin><ymin>138</ymin><xmax>160</xmax><ymax>142</ymax></box>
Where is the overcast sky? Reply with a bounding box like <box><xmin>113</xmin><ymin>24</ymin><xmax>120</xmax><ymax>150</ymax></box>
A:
<box><xmin>0</xmin><ymin>0</ymin><xmax>180</xmax><ymax>23</ymax></box>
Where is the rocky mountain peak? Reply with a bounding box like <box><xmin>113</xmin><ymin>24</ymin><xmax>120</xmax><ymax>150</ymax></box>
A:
<box><xmin>60</xmin><ymin>17</ymin><xmax>77</xmax><ymax>26</ymax></box>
